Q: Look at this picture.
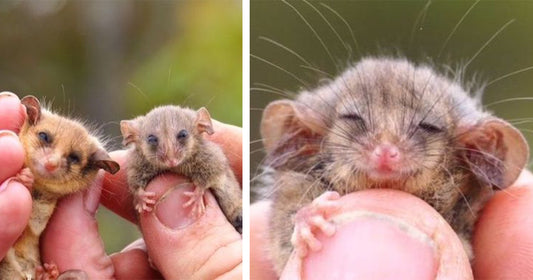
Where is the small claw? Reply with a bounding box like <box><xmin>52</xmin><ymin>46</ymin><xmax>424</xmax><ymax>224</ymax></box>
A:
<box><xmin>299</xmin><ymin>226</ymin><xmax>322</xmax><ymax>252</ymax></box>
<box><xmin>310</xmin><ymin>216</ymin><xmax>336</xmax><ymax>237</ymax></box>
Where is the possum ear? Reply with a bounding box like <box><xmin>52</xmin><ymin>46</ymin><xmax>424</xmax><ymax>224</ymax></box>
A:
<box><xmin>195</xmin><ymin>107</ymin><xmax>214</xmax><ymax>135</ymax></box>
<box><xmin>91</xmin><ymin>148</ymin><xmax>120</xmax><ymax>174</ymax></box>
<box><xmin>260</xmin><ymin>100</ymin><xmax>327</xmax><ymax>167</ymax></box>
<box><xmin>457</xmin><ymin>119</ymin><xmax>528</xmax><ymax>190</ymax></box>
<box><xmin>20</xmin><ymin>95</ymin><xmax>41</xmax><ymax>125</ymax></box>
<box><xmin>120</xmin><ymin>120</ymin><xmax>139</xmax><ymax>146</ymax></box>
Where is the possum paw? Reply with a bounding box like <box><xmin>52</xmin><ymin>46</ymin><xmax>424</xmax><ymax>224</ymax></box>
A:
<box><xmin>36</xmin><ymin>263</ymin><xmax>59</xmax><ymax>280</ymax></box>
<box><xmin>291</xmin><ymin>191</ymin><xmax>341</xmax><ymax>258</ymax></box>
<box><xmin>183</xmin><ymin>187</ymin><xmax>206</xmax><ymax>218</ymax></box>
<box><xmin>14</xmin><ymin>167</ymin><xmax>34</xmax><ymax>191</ymax></box>
<box><xmin>134</xmin><ymin>188</ymin><xmax>157</xmax><ymax>213</ymax></box>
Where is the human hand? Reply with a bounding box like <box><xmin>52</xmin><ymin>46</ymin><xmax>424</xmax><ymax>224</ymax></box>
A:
<box><xmin>41</xmin><ymin>121</ymin><xmax>242</xmax><ymax>279</ymax></box>
<box><xmin>251</xmin><ymin>171</ymin><xmax>533</xmax><ymax>279</ymax></box>
<box><xmin>0</xmin><ymin>92</ymin><xmax>32</xmax><ymax>260</ymax></box>
<box><xmin>0</xmin><ymin>92</ymin><xmax>242</xmax><ymax>279</ymax></box>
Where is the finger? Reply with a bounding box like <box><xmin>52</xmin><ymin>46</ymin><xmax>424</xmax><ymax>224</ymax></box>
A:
<box><xmin>473</xmin><ymin>185</ymin><xmax>533</xmax><ymax>278</ymax></box>
<box><xmin>100</xmin><ymin>150</ymin><xmax>137</xmax><ymax>223</ymax></box>
<box><xmin>110</xmin><ymin>239</ymin><xmax>162</xmax><ymax>279</ymax></box>
<box><xmin>41</xmin><ymin>171</ymin><xmax>115</xmax><ymax>279</ymax></box>
<box><xmin>250</xmin><ymin>201</ymin><xmax>278</xmax><ymax>280</ymax></box>
<box><xmin>0</xmin><ymin>131</ymin><xmax>25</xmax><ymax>183</ymax></box>
<box><xmin>207</xmin><ymin>121</ymin><xmax>242</xmax><ymax>185</ymax></box>
<box><xmin>0</xmin><ymin>92</ymin><xmax>26</xmax><ymax>133</ymax></box>
<box><xmin>138</xmin><ymin>174</ymin><xmax>241</xmax><ymax>279</ymax></box>
<box><xmin>255</xmin><ymin>190</ymin><xmax>471</xmax><ymax>279</ymax></box>
<box><xmin>0</xmin><ymin>180</ymin><xmax>32</xmax><ymax>259</ymax></box>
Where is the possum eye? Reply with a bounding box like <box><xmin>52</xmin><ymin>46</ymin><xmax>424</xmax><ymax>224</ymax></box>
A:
<box><xmin>419</xmin><ymin>122</ymin><xmax>443</xmax><ymax>134</ymax></box>
<box><xmin>177</xmin><ymin>129</ymin><xmax>189</xmax><ymax>140</ymax></box>
<box><xmin>147</xmin><ymin>134</ymin><xmax>158</xmax><ymax>146</ymax></box>
<box><xmin>38</xmin><ymin>131</ymin><xmax>52</xmax><ymax>144</ymax></box>
<box><xmin>340</xmin><ymin>113</ymin><xmax>363</xmax><ymax>122</ymax></box>
<box><xmin>67</xmin><ymin>153</ymin><xmax>80</xmax><ymax>164</ymax></box>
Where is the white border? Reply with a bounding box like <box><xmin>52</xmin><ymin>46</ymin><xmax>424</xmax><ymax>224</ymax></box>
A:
<box><xmin>242</xmin><ymin>0</ymin><xmax>250</xmax><ymax>279</ymax></box>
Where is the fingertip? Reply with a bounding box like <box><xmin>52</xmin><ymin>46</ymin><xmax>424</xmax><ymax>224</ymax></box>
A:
<box><xmin>0</xmin><ymin>92</ymin><xmax>25</xmax><ymax>133</ymax></box>
<box><xmin>0</xmin><ymin>131</ymin><xmax>25</xmax><ymax>182</ymax></box>
<box><xmin>0</xmin><ymin>180</ymin><xmax>32</xmax><ymax>259</ymax></box>
<box><xmin>140</xmin><ymin>177</ymin><xmax>241</xmax><ymax>279</ymax></box>
<box><xmin>110</xmin><ymin>249</ymin><xmax>162</xmax><ymax>279</ymax></box>
<box><xmin>250</xmin><ymin>201</ymin><xmax>278</xmax><ymax>280</ymax></box>
<box><xmin>473</xmin><ymin>186</ymin><xmax>533</xmax><ymax>278</ymax></box>
<box><xmin>280</xmin><ymin>190</ymin><xmax>472</xmax><ymax>279</ymax></box>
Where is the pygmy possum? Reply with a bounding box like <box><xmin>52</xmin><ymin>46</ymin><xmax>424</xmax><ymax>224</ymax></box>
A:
<box><xmin>260</xmin><ymin>58</ymin><xmax>529</xmax><ymax>274</ymax></box>
<box><xmin>0</xmin><ymin>95</ymin><xmax>120</xmax><ymax>280</ymax></box>
<box><xmin>121</xmin><ymin>105</ymin><xmax>242</xmax><ymax>233</ymax></box>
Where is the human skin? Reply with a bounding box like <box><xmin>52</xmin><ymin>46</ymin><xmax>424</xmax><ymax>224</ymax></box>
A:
<box><xmin>0</xmin><ymin>92</ymin><xmax>242</xmax><ymax>279</ymax></box>
<box><xmin>250</xmin><ymin>167</ymin><xmax>533</xmax><ymax>277</ymax></box>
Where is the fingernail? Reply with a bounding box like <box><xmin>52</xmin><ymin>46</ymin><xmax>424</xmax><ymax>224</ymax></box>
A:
<box><xmin>155</xmin><ymin>183</ymin><xmax>197</xmax><ymax>229</ymax></box>
<box><xmin>0</xmin><ymin>91</ymin><xmax>17</xmax><ymax>99</ymax></box>
<box><xmin>302</xmin><ymin>214</ymin><xmax>437</xmax><ymax>279</ymax></box>
<box><xmin>0</xmin><ymin>178</ymin><xmax>12</xmax><ymax>193</ymax></box>
<box><xmin>0</xmin><ymin>130</ymin><xmax>18</xmax><ymax>139</ymax></box>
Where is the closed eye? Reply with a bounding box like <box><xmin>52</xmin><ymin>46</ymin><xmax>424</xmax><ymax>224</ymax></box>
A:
<box><xmin>419</xmin><ymin>122</ymin><xmax>443</xmax><ymax>133</ymax></box>
<box><xmin>340</xmin><ymin>113</ymin><xmax>363</xmax><ymax>122</ymax></box>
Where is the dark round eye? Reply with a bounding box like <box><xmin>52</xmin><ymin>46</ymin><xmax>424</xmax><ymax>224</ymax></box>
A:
<box><xmin>67</xmin><ymin>153</ymin><xmax>80</xmax><ymax>164</ymax></box>
<box><xmin>147</xmin><ymin>134</ymin><xmax>158</xmax><ymax>145</ymax></box>
<box><xmin>177</xmin><ymin>129</ymin><xmax>189</xmax><ymax>140</ymax></box>
<box><xmin>419</xmin><ymin>122</ymin><xmax>442</xmax><ymax>134</ymax></box>
<box><xmin>38</xmin><ymin>132</ymin><xmax>51</xmax><ymax>144</ymax></box>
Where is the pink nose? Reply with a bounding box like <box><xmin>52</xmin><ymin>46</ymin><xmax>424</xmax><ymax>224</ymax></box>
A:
<box><xmin>45</xmin><ymin>162</ymin><xmax>58</xmax><ymax>172</ymax></box>
<box><xmin>372</xmin><ymin>144</ymin><xmax>400</xmax><ymax>166</ymax></box>
<box><xmin>167</xmin><ymin>159</ymin><xmax>179</xmax><ymax>167</ymax></box>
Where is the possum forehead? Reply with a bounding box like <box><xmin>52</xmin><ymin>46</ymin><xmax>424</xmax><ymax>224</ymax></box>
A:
<box><xmin>28</xmin><ymin>113</ymin><xmax>99</xmax><ymax>159</ymax></box>
<box><xmin>335</xmin><ymin>59</ymin><xmax>455</xmax><ymax>130</ymax></box>
<box><xmin>141</xmin><ymin>106</ymin><xmax>196</xmax><ymax>136</ymax></box>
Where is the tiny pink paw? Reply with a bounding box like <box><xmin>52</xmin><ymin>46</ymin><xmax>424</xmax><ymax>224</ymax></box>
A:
<box><xmin>36</xmin><ymin>262</ymin><xmax>59</xmax><ymax>280</ymax></box>
<box><xmin>183</xmin><ymin>187</ymin><xmax>206</xmax><ymax>218</ymax></box>
<box><xmin>291</xmin><ymin>191</ymin><xmax>341</xmax><ymax>258</ymax></box>
<box><xmin>14</xmin><ymin>167</ymin><xmax>34</xmax><ymax>191</ymax></box>
<box><xmin>134</xmin><ymin>188</ymin><xmax>157</xmax><ymax>213</ymax></box>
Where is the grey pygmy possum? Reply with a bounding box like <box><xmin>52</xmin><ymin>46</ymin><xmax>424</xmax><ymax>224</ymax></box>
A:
<box><xmin>121</xmin><ymin>105</ymin><xmax>242</xmax><ymax>233</ymax></box>
<box><xmin>0</xmin><ymin>95</ymin><xmax>119</xmax><ymax>280</ymax></box>
<box><xmin>260</xmin><ymin>58</ymin><xmax>529</xmax><ymax>274</ymax></box>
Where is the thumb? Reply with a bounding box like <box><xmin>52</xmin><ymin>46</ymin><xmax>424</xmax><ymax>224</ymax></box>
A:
<box><xmin>281</xmin><ymin>189</ymin><xmax>472</xmax><ymax>280</ymax></box>
<box><xmin>139</xmin><ymin>174</ymin><xmax>241</xmax><ymax>280</ymax></box>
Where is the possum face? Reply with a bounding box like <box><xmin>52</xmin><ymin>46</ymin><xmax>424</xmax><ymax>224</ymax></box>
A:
<box><xmin>261</xmin><ymin>58</ymin><xmax>528</xmax><ymax>191</ymax></box>
<box><xmin>19</xmin><ymin>96</ymin><xmax>119</xmax><ymax>195</ymax></box>
<box><xmin>121</xmin><ymin>105</ymin><xmax>214</xmax><ymax>169</ymax></box>
<box><xmin>324</xmin><ymin>59</ymin><xmax>454</xmax><ymax>183</ymax></box>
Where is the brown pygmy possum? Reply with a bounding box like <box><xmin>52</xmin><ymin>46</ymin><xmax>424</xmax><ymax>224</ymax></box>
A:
<box><xmin>121</xmin><ymin>105</ymin><xmax>242</xmax><ymax>233</ymax></box>
<box><xmin>260</xmin><ymin>58</ymin><xmax>529</xmax><ymax>274</ymax></box>
<box><xmin>0</xmin><ymin>95</ymin><xmax>120</xmax><ymax>280</ymax></box>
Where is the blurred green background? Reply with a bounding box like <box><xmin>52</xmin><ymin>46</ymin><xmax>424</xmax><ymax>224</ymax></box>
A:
<box><xmin>0</xmin><ymin>0</ymin><xmax>241</xmax><ymax>253</ymax></box>
<box><xmin>251</xmin><ymin>0</ymin><xmax>533</xmax><ymax>189</ymax></box>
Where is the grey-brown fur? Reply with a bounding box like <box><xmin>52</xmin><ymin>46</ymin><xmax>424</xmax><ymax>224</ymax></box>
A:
<box><xmin>122</xmin><ymin>106</ymin><xmax>242</xmax><ymax>233</ymax></box>
<box><xmin>260</xmin><ymin>58</ymin><xmax>529</xmax><ymax>274</ymax></box>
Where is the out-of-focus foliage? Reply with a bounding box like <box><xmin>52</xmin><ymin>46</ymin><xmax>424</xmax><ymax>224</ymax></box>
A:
<box><xmin>127</xmin><ymin>1</ymin><xmax>242</xmax><ymax>126</ymax></box>
<box><xmin>251</xmin><ymin>0</ymin><xmax>533</xmax><ymax>190</ymax></box>
<box><xmin>0</xmin><ymin>0</ymin><xmax>241</xmax><ymax>253</ymax></box>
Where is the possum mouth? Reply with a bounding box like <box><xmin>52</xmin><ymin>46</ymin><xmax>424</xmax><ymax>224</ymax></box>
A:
<box><xmin>365</xmin><ymin>167</ymin><xmax>417</xmax><ymax>183</ymax></box>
